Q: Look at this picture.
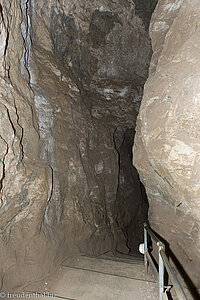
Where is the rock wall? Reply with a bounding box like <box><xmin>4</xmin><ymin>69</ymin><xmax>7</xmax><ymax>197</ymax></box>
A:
<box><xmin>0</xmin><ymin>0</ymin><xmax>155</xmax><ymax>290</ymax></box>
<box><xmin>134</xmin><ymin>0</ymin><xmax>200</xmax><ymax>289</ymax></box>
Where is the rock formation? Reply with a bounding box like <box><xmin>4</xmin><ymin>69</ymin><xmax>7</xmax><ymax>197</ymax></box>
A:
<box><xmin>134</xmin><ymin>0</ymin><xmax>200</xmax><ymax>289</ymax></box>
<box><xmin>0</xmin><ymin>0</ymin><xmax>156</xmax><ymax>290</ymax></box>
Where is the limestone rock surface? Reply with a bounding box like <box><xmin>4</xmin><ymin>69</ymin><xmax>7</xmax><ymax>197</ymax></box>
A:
<box><xmin>134</xmin><ymin>0</ymin><xmax>200</xmax><ymax>289</ymax></box>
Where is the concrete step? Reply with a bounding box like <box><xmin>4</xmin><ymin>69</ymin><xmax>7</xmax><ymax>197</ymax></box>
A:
<box><xmin>98</xmin><ymin>251</ymin><xmax>144</xmax><ymax>264</ymax></box>
<box><xmin>62</xmin><ymin>253</ymin><xmax>148</xmax><ymax>280</ymax></box>
<box><xmin>15</xmin><ymin>253</ymin><xmax>158</xmax><ymax>300</ymax></box>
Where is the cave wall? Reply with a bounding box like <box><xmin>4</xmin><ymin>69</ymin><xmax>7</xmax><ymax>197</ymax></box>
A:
<box><xmin>0</xmin><ymin>0</ymin><xmax>155</xmax><ymax>290</ymax></box>
<box><xmin>134</xmin><ymin>0</ymin><xmax>200</xmax><ymax>289</ymax></box>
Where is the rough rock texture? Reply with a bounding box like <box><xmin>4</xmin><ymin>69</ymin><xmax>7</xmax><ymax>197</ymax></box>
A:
<box><xmin>134</xmin><ymin>0</ymin><xmax>200</xmax><ymax>290</ymax></box>
<box><xmin>0</xmin><ymin>0</ymin><xmax>156</xmax><ymax>290</ymax></box>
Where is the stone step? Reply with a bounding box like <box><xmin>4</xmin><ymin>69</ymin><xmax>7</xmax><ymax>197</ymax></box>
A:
<box><xmin>16</xmin><ymin>254</ymin><xmax>158</xmax><ymax>300</ymax></box>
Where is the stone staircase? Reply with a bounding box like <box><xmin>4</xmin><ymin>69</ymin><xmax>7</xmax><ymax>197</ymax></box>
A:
<box><xmin>16</xmin><ymin>252</ymin><xmax>158</xmax><ymax>300</ymax></box>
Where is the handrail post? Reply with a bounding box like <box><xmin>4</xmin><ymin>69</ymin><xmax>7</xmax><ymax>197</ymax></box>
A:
<box><xmin>158</xmin><ymin>242</ymin><xmax>165</xmax><ymax>300</ymax></box>
<box><xmin>143</xmin><ymin>223</ymin><xmax>188</xmax><ymax>300</ymax></box>
<box><xmin>144</xmin><ymin>223</ymin><xmax>148</xmax><ymax>275</ymax></box>
<box><xmin>160</xmin><ymin>250</ymin><xmax>187</xmax><ymax>300</ymax></box>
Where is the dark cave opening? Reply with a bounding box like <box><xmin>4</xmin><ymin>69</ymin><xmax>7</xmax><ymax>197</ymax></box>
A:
<box><xmin>114</xmin><ymin>127</ymin><xmax>149</xmax><ymax>254</ymax></box>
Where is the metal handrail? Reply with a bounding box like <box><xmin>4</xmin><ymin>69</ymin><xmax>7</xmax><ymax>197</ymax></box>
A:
<box><xmin>143</xmin><ymin>223</ymin><xmax>187</xmax><ymax>300</ymax></box>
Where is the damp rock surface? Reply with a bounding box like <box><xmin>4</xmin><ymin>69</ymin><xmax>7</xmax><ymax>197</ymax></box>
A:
<box><xmin>134</xmin><ymin>0</ymin><xmax>200</xmax><ymax>289</ymax></box>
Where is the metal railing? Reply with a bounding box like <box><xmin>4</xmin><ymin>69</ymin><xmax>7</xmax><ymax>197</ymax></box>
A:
<box><xmin>143</xmin><ymin>223</ymin><xmax>187</xmax><ymax>300</ymax></box>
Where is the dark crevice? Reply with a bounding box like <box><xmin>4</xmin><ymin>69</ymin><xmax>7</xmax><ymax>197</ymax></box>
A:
<box><xmin>0</xmin><ymin>4</ymin><xmax>9</xmax><ymax>57</ymax></box>
<box><xmin>133</xmin><ymin>0</ymin><xmax>158</xmax><ymax>30</ymax></box>
<box><xmin>113</xmin><ymin>127</ymin><xmax>149</xmax><ymax>254</ymax></box>
<box><xmin>6</xmin><ymin>96</ymin><xmax>25</xmax><ymax>162</ymax></box>
<box><xmin>0</xmin><ymin>135</ymin><xmax>9</xmax><ymax>199</ymax></box>
<box><xmin>20</xmin><ymin>0</ymin><xmax>32</xmax><ymax>84</ymax></box>
<box><xmin>0</xmin><ymin>3</ymin><xmax>11</xmax><ymax>79</ymax></box>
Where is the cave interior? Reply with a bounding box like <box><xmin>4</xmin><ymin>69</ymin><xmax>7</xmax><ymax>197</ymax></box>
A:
<box><xmin>0</xmin><ymin>0</ymin><xmax>200</xmax><ymax>297</ymax></box>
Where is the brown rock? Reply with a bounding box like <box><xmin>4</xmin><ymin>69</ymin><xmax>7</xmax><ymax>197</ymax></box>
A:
<box><xmin>134</xmin><ymin>0</ymin><xmax>200</xmax><ymax>289</ymax></box>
